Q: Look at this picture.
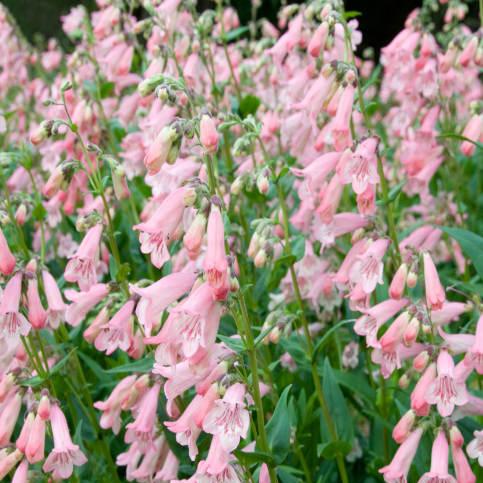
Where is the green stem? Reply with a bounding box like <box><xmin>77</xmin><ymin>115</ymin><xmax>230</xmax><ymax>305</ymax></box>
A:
<box><xmin>276</xmin><ymin>182</ymin><xmax>349</xmax><ymax>483</ymax></box>
<box><xmin>237</xmin><ymin>294</ymin><xmax>278</xmax><ymax>483</ymax></box>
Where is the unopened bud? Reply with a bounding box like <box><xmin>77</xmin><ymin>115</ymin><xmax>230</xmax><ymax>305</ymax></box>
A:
<box><xmin>403</xmin><ymin>318</ymin><xmax>420</xmax><ymax>346</ymax></box>
<box><xmin>0</xmin><ymin>373</ymin><xmax>15</xmax><ymax>402</ymax></box>
<box><xmin>256</xmin><ymin>173</ymin><xmax>270</xmax><ymax>194</ymax></box>
<box><xmin>38</xmin><ymin>395</ymin><xmax>51</xmax><ymax>420</ymax></box>
<box><xmin>406</xmin><ymin>271</ymin><xmax>418</xmax><ymax>288</ymax></box>
<box><xmin>398</xmin><ymin>373</ymin><xmax>410</xmax><ymax>389</ymax></box>
<box><xmin>392</xmin><ymin>410</ymin><xmax>415</xmax><ymax>443</ymax></box>
<box><xmin>138</xmin><ymin>74</ymin><xmax>165</xmax><ymax>97</ymax></box>
<box><xmin>254</xmin><ymin>249</ymin><xmax>267</xmax><ymax>268</ymax></box>
<box><xmin>413</xmin><ymin>350</ymin><xmax>429</xmax><ymax>372</ymax></box>
<box><xmin>449</xmin><ymin>425</ymin><xmax>464</xmax><ymax>448</ymax></box>
<box><xmin>30</xmin><ymin>120</ymin><xmax>53</xmax><ymax>145</ymax></box>
<box><xmin>15</xmin><ymin>204</ymin><xmax>27</xmax><ymax>226</ymax></box>
<box><xmin>351</xmin><ymin>228</ymin><xmax>365</xmax><ymax>244</ymax></box>
<box><xmin>230</xmin><ymin>176</ymin><xmax>244</xmax><ymax>195</ymax></box>
<box><xmin>60</xmin><ymin>80</ymin><xmax>72</xmax><ymax>92</ymax></box>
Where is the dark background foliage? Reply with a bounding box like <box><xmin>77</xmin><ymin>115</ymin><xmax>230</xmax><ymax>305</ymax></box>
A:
<box><xmin>1</xmin><ymin>0</ymin><xmax>479</xmax><ymax>55</ymax></box>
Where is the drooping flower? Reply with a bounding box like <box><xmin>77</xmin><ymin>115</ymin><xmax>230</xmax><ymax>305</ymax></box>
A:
<box><xmin>423</xmin><ymin>252</ymin><xmax>446</xmax><ymax>310</ymax></box>
<box><xmin>0</xmin><ymin>228</ymin><xmax>16</xmax><ymax>275</ymax></box>
<box><xmin>43</xmin><ymin>404</ymin><xmax>87</xmax><ymax>479</ymax></box>
<box><xmin>0</xmin><ymin>273</ymin><xmax>31</xmax><ymax>340</ymax></box>
<box><xmin>203</xmin><ymin>206</ymin><xmax>229</xmax><ymax>300</ymax></box>
<box><xmin>418</xmin><ymin>430</ymin><xmax>456</xmax><ymax>483</ymax></box>
<box><xmin>64</xmin><ymin>224</ymin><xmax>103</xmax><ymax>290</ymax></box>
<box><xmin>203</xmin><ymin>383</ymin><xmax>249</xmax><ymax>452</ymax></box>
<box><xmin>425</xmin><ymin>350</ymin><xmax>468</xmax><ymax>417</ymax></box>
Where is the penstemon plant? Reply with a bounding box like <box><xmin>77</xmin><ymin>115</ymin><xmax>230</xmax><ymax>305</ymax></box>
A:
<box><xmin>0</xmin><ymin>0</ymin><xmax>481</xmax><ymax>481</ymax></box>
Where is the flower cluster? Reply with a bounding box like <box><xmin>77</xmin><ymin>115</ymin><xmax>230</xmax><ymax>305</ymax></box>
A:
<box><xmin>0</xmin><ymin>0</ymin><xmax>481</xmax><ymax>482</ymax></box>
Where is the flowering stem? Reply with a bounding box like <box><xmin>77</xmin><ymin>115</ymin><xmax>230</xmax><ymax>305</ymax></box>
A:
<box><xmin>237</xmin><ymin>293</ymin><xmax>278</xmax><ymax>483</ymax></box>
<box><xmin>275</xmin><ymin>181</ymin><xmax>349</xmax><ymax>483</ymax></box>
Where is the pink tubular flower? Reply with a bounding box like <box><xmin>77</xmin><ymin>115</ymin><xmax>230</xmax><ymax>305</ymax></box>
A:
<box><xmin>153</xmin><ymin>282</ymin><xmax>221</xmax><ymax>358</ymax></box>
<box><xmin>64</xmin><ymin>224</ymin><xmax>103</xmax><ymax>290</ymax></box>
<box><xmin>349</xmin><ymin>239</ymin><xmax>390</xmax><ymax>294</ymax></box>
<box><xmin>340</xmin><ymin>137</ymin><xmax>379</xmax><ymax>194</ymax></box>
<box><xmin>460</xmin><ymin>114</ymin><xmax>482</xmax><ymax>156</ymax></box>
<box><xmin>379</xmin><ymin>311</ymin><xmax>411</xmax><ymax>353</ymax></box>
<box><xmin>423</xmin><ymin>252</ymin><xmax>446</xmax><ymax>310</ymax></box>
<box><xmin>392</xmin><ymin>410</ymin><xmax>415</xmax><ymax>444</ymax></box>
<box><xmin>0</xmin><ymin>449</ymin><xmax>23</xmax><ymax>480</ymax></box>
<box><xmin>389</xmin><ymin>263</ymin><xmax>408</xmax><ymax>300</ymax></box>
<box><xmin>165</xmin><ymin>385</ymin><xmax>219</xmax><ymax>460</ymax></box>
<box><xmin>125</xmin><ymin>383</ymin><xmax>160</xmax><ymax>448</ymax></box>
<box><xmin>94</xmin><ymin>375</ymin><xmax>137</xmax><ymax>434</ymax></box>
<box><xmin>184</xmin><ymin>213</ymin><xmax>207</xmax><ymax>259</ymax></box>
<box><xmin>332</xmin><ymin>83</ymin><xmax>355</xmax><ymax>151</ymax></box>
<box><xmin>466</xmin><ymin>313</ymin><xmax>483</xmax><ymax>374</ymax></box>
<box><xmin>308</xmin><ymin>21</ymin><xmax>329</xmax><ymax>57</ymax></box>
<box><xmin>25</xmin><ymin>413</ymin><xmax>46</xmax><ymax>464</ymax></box>
<box><xmin>16</xmin><ymin>412</ymin><xmax>35</xmax><ymax>452</ymax></box>
<box><xmin>0</xmin><ymin>228</ymin><xmax>15</xmax><ymax>275</ymax></box>
<box><xmin>466</xmin><ymin>430</ymin><xmax>483</xmax><ymax>466</ymax></box>
<box><xmin>203</xmin><ymin>383</ymin><xmax>249</xmax><ymax>452</ymax></box>
<box><xmin>42</xmin><ymin>270</ymin><xmax>67</xmax><ymax>328</ymax></box>
<box><xmin>65</xmin><ymin>283</ymin><xmax>109</xmax><ymax>326</ymax></box>
<box><xmin>27</xmin><ymin>277</ymin><xmax>47</xmax><ymax>329</ymax></box>
<box><xmin>379</xmin><ymin>427</ymin><xmax>423</xmax><ymax>482</ymax></box>
<box><xmin>130</xmin><ymin>268</ymin><xmax>197</xmax><ymax>336</ymax></box>
<box><xmin>11</xmin><ymin>459</ymin><xmax>28</xmax><ymax>483</ymax></box>
<box><xmin>0</xmin><ymin>392</ymin><xmax>22</xmax><ymax>445</ymax></box>
<box><xmin>94</xmin><ymin>300</ymin><xmax>135</xmax><ymax>355</ymax></box>
<box><xmin>43</xmin><ymin>404</ymin><xmax>87</xmax><ymax>479</ymax></box>
<box><xmin>0</xmin><ymin>273</ymin><xmax>31</xmax><ymax>340</ymax></box>
<box><xmin>133</xmin><ymin>187</ymin><xmax>187</xmax><ymax>269</ymax></box>
<box><xmin>204</xmin><ymin>206</ymin><xmax>229</xmax><ymax>300</ymax></box>
<box><xmin>411</xmin><ymin>363</ymin><xmax>437</xmax><ymax>416</ymax></box>
<box><xmin>418</xmin><ymin>430</ymin><xmax>456</xmax><ymax>483</ymax></box>
<box><xmin>425</xmin><ymin>350</ymin><xmax>468</xmax><ymax>417</ymax></box>
<box><xmin>144</xmin><ymin>125</ymin><xmax>178</xmax><ymax>175</ymax></box>
<box><xmin>200</xmin><ymin>115</ymin><xmax>219</xmax><ymax>152</ymax></box>
<box><xmin>451</xmin><ymin>438</ymin><xmax>476</xmax><ymax>483</ymax></box>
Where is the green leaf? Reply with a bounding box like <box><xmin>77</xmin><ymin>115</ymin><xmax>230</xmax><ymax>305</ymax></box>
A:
<box><xmin>265</xmin><ymin>385</ymin><xmax>292</xmax><ymax>464</ymax></box>
<box><xmin>239</xmin><ymin>95</ymin><xmax>261</xmax><ymax>118</ymax></box>
<box><xmin>217</xmin><ymin>334</ymin><xmax>246</xmax><ymax>353</ymax></box>
<box><xmin>19</xmin><ymin>375</ymin><xmax>43</xmax><ymax>387</ymax></box>
<box><xmin>344</xmin><ymin>10</ymin><xmax>362</xmax><ymax>19</ymax></box>
<box><xmin>317</xmin><ymin>440</ymin><xmax>352</xmax><ymax>459</ymax></box>
<box><xmin>105</xmin><ymin>355</ymin><xmax>154</xmax><ymax>374</ymax></box>
<box><xmin>233</xmin><ymin>449</ymin><xmax>275</xmax><ymax>466</ymax></box>
<box><xmin>100</xmin><ymin>81</ymin><xmax>115</xmax><ymax>99</ymax></box>
<box><xmin>439</xmin><ymin>226</ymin><xmax>483</xmax><ymax>279</ymax></box>
<box><xmin>438</xmin><ymin>132</ymin><xmax>483</xmax><ymax>150</ymax></box>
<box><xmin>291</xmin><ymin>234</ymin><xmax>305</xmax><ymax>262</ymax></box>
<box><xmin>32</xmin><ymin>202</ymin><xmax>47</xmax><ymax>221</ymax></box>
<box><xmin>220</xmin><ymin>26</ymin><xmax>250</xmax><ymax>43</ymax></box>
<box><xmin>333</xmin><ymin>369</ymin><xmax>376</xmax><ymax>404</ymax></box>
<box><xmin>321</xmin><ymin>359</ymin><xmax>353</xmax><ymax>442</ymax></box>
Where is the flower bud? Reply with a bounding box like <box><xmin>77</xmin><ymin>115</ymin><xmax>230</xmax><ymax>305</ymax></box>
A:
<box><xmin>15</xmin><ymin>204</ymin><xmax>27</xmax><ymax>226</ymax></box>
<box><xmin>449</xmin><ymin>425</ymin><xmax>464</xmax><ymax>448</ymax></box>
<box><xmin>200</xmin><ymin>115</ymin><xmax>219</xmax><ymax>153</ymax></box>
<box><xmin>0</xmin><ymin>373</ymin><xmax>15</xmax><ymax>403</ymax></box>
<box><xmin>138</xmin><ymin>74</ymin><xmax>165</xmax><ymax>97</ymax></box>
<box><xmin>257</xmin><ymin>173</ymin><xmax>270</xmax><ymax>194</ymax></box>
<box><xmin>413</xmin><ymin>350</ymin><xmax>429</xmax><ymax>372</ymax></box>
<box><xmin>254</xmin><ymin>249</ymin><xmax>267</xmax><ymax>268</ymax></box>
<box><xmin>42</xmin><ymin>166</ymin><xmax>65</xmax><ymax>198</ymax></box>
<box><xmin>30</xmin><ymin>120</ymin><xmax>53</xmax><ymax>145</ymax></box>
<box><xmin>406</xmin><ymin>271</ymin><xmax>418</xmax><ymax>288</ymax></box>
<box><xmin>389</xmin><ymin>263</ymin><xmax>408</xmax><ymax>300</ymax></box>
<box><xmin>392</xmin><ymin>410</ymin><xmax>415</xmax><ymax>443</ymax></box>
<box><xmin>230</xmin><ymin>176</ymin><xmax>244</xmax><ymax>195</ymax></box>
<box><xmin>403</xmin><ymin>318</ymin><xmax>420</xmax><ymax>346</ymax></box>
<box><xmin>37</xmin><ymin>395</ymin><xmax>50</xmax><ymax>420</ymax></box>
<box><xmin>398</xmin><ymin>373</ymin><xmax>410</xmax><ymax>389</ymax></box>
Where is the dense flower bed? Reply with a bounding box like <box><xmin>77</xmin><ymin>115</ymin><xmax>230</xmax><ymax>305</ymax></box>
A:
<box><xmin>0</xmin><ymin>0</ymin><xmax>481</xmax><ymax>481</ymax></box>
